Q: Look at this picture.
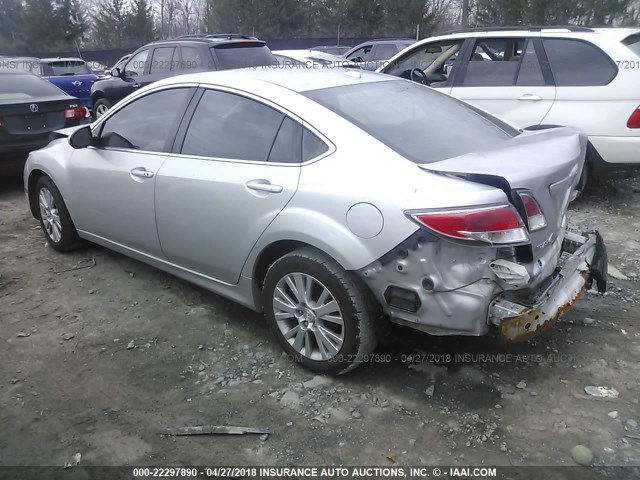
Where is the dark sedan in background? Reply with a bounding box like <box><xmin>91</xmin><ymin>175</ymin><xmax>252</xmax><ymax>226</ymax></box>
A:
<box><xmin>0</xmin><ymin>72</ymin><xmax>87</xmax><ymax>160</ymax></box>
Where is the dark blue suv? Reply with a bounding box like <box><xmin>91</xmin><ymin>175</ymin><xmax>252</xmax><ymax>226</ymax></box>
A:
<box><xmin>90</xmin><ymin>34</ymin><xmax>277</xmax><ymax>119</ymax></box>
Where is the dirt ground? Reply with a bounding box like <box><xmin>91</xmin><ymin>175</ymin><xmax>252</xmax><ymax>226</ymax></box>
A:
<box><xmin>1</xmin><ymin>163</ymin><xmax>639</xmax><ymax>470</ymax></box>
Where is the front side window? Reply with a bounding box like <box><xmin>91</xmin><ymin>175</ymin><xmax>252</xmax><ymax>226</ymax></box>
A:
<box><xmin>124</xmin><ymin>50</ymin><xmax>149</xmax><ymax>77</ymax></box>
<box><xmin>385</xmin><ymin>40</ymin><xmax>464</xmax><ymax>83</ymax></box>
<box><xmin>99</xmin><ymin>88</ymin><xmax>190</xmax><ymax>152</ymax></box>
<box><xmin>542</xmin><ymin>38</ymin><xmax>617</xmax><ymax>86</ymax></box>
<box><xmin>304</xmin><ymin>80</ymin><xmax>516</xmax><ymax>165</ymax></box>
<box><xmin>461</xmin><ymin>38</ymin><xmax>526</xmax><ymax>87</ymax></box>
<box><xmin>150</xmin><ymin>47</ymin><xmax>176</xmax><ymax>74</ymax></box>
<box><xmin>347</xmin><ymin>45</ymin><xmax>373</xmax><ymax>62</ymax></box>
<box><xmin>181</xmin><ymin>89</ymin><xmax>285</xmax><ymax>161</ymax></box>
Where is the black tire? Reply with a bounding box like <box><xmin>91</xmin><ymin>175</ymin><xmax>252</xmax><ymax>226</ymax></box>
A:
<box><xmin>263</xmin><ymin>247</ymin><xmax>381</xmax><ymax>375</ymax></box>
<box><xmin>35</xmin><ymin>176</ymin><xmax>81</xmax><ymax>252</ymax></box>
<box><xmin>92</xmin><ymin>98</ymin><xmax>112</xmax><ymax>120</ymax></box>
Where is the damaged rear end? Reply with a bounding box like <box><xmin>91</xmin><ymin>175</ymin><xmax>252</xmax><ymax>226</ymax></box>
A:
<box><xmin>360</xmin><ymin>127</ymin><xmax>608</xmax><ymax>342</ymax></box>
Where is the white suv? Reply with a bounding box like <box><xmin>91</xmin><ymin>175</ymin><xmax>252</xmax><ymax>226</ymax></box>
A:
<box><xmin>378</xmin><ymin>27</ymin><xmax>640</xmax><ymax>182</ymax></box>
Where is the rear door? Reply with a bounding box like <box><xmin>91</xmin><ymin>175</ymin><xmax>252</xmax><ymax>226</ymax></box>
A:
<box><xmin>155</xmin><ymin>87</ymin><xmax>308</xmax><ymax>284</ymax></box>
<box><xmin>68</xmin><ymin>86</ymin><xmax>195</xmax><ymax>257</ymax></box>
<box><xmin>540</xmin><ymin>38</ymin><xmax>620</xmax><ymax>137</ymax></box>
<box><xmin>450</xmin><ymin>36</ymin><xmax>556</xmax><ymax>127</ymax></box>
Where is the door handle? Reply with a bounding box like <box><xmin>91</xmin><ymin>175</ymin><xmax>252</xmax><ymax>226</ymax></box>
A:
<box><xmin>518</xmin><ymin>94</ymin><xmax>542</xmax><ymax>101</ymax></box>
<box><xmin>132</xmin><ymin>82</ymin><xmax>141</xmax><ymax>89</ymax></box>
<box><xmin>130</xmin><ymin>167</ymin><xmax>154</xmax><ymax>178</ymax></box>
<box><xmin>245</xmin><ymin>180</ymin><xmax>283</xmax><ymax>193</ymax></box>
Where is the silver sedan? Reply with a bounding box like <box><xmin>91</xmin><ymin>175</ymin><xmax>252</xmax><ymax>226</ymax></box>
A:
<box><xmin>24</xmin><ymin>68</ymin><xmax>607</xmax><ymax>374</ymax></box>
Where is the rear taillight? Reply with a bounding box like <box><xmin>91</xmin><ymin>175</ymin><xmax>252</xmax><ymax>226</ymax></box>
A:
<box><xmin>517</xmin><ymin>191</ymin><xmax>547</xmax><ymax>232</ymax></box>
<box><xmin>64</xmin><ymin>106</ymin><xmax>86</xmax><ymax>119</ymax></box>
<box><xmin>627</xmin><ymin>106</ymin><xmax>640</xmax><ymax>129</ymax></box>
<box><xmin>409</xmin><ymin>204</ymin><xmax>528</xmax><ymax>245</ymax></box>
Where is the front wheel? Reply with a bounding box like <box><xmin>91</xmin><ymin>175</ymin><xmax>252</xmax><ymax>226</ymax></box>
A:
<box><xmin>36</xmin><ymin>176</ymin><xmax>81</xmax><ymax>252</ymax></box>
<box><xmin>262</xmin><ymin>248</ymin><xmax>381</xmax><ymax>375</ymax></box>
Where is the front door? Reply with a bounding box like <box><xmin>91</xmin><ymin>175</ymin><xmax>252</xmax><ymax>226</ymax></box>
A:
<box><xmin>68</xmin><ymin>87</ymin><xmax>195</xmax><ymax>257</ymax></box>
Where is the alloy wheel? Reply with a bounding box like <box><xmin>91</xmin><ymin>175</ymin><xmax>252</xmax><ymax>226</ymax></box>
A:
<box><xmin>272</xmin><ymin>272</ymin><xmax>344</xmax><ymax>361</ymax></box>
<box><xmin>38</xmin><ymin>187</ymin><xmax>62</xmax><ymax>243</ymax></box>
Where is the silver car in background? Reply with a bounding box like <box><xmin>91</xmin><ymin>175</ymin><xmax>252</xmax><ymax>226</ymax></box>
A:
<box><xmin>24</xmin><ymin>68</ymin><xmax>607</xmax><ymax>375</ymax></box>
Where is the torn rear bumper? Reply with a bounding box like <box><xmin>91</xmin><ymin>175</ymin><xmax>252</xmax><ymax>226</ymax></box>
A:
<box><xmin>490</xmin><ymin>231</ymin><xmax>607</xmax><ymax>342</ymax></box>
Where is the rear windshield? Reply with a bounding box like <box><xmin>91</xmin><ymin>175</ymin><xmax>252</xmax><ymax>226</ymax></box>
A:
<box><xmin>213</xmin><ymin>44</ymin><xmax>277</xmax><ymax>70</ymax></box>
<box><xmin>0</xmin><ymin>73</ymin><xmax>64</xmax><ymax>100</ymax></box>
<box><xmin>48</xmin><ymin>61</ymin><xmax>91</xmax><ymax>76</ymax></box>
<box><xmin>623</xmin><ymin>34</ymin><xmax>640</xmax><ymax>57</ymax></box>
<box><xmin>303</xmin><ymin>80</ymin><xmax>517</xmax><ymax>164</ymax></box>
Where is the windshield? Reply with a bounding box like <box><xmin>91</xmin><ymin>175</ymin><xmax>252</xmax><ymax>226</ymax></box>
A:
<box><xmin>214</xmin><ymin>44</ymin><xmax>277</xmax><ymax>70</ymax></box>
<box><xmin>0</xmin><ymin>73</ymin><xmax>65</xmax><ymax>100</ymax></box>
<box><xmin>304</xmin><ymin>80</ymin><xmax>518</xmax><ymax>164</ymax></box>
<box><xmin>48</xmin><ymin>61</ymin><xmax>91</xmax><ymax>76</ymax></box>
<box><xmin>623</xmin><ymin>34</ymin><xmax>640</xmax><ymax>57</ymax></box>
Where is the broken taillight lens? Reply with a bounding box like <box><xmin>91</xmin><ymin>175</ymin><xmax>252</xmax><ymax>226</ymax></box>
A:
<box><xmin>409</xmin><ymin>205</ymin><xmax>528</xmax><ymax>245</ymax></box>
<box><xmin>627</xmin><ymin>106</ymin><xmax>640</xmax><ymax>128</ymax></box>
<box><xmin>517</xmin><ymin>191</ymin><xmax>547</xmax><ymax>232</ymax></box>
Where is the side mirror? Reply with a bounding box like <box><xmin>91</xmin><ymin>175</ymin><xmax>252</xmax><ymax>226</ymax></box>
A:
<box><xmin>69</xmin><ymin>126</ymin><xmax>93</xmax><ymax>149</ymax></box>
<box><xmin>111</xmin><ymin>66</ymin><xmax>122</xmax><ymax>77</ymax></box>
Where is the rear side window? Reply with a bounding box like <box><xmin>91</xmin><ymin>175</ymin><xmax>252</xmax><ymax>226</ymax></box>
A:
<box><xmin>373</xmin><ymin>44</ymin><xmax>398</xmax><ymax>61</ymax></box>
<box><xmin>150</xmin><ymin>47</ymin><xmax>176</xmax><ymax>74</ymax></box>
<box><xmin>461</xmin><ymin>38</ymin><xmax>525</xmax><ymax>87</ymax></box>
<box><xmin>303</xmin><ymin>129</ymin><xmax>329</xmax><ymax>160</ymax></box>
<box><xmin>212</xmin><ymin>44</ymin><xmax>277</xmax><ymax>70</ymax></box>
<box><xmin>0</xmin><ymin>73</ymin><xmax>64</xmax><ymax>99</ymax></box>
<box><xmin>182</xmin><ymin>89</ymin><xmax>284</xmax><ymax>161</ymax></box>
<box><xmin>268</xmin><ymin>118</ymin><xmax>302</xmax><ymax>163</ymax></box>
<box><xmin>180</xmin><ymin>46</ymin><xmax>203</xmax><ymax>70</ymax></box>
<box><xmin>623</xmin><ymin>34</ymin><xmax>640</xmax><ymax>57</ymax></box>
<box><xmin>542</xmin><ymin>38</ymin><xmax>617</xmax><ymax>86</ymax></box>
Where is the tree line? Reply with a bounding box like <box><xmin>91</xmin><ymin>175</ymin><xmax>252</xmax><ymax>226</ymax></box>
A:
<box><xmin>1</xmin><ymin>0</ymin><xmax>638</xmax><ymax>53</ymax></box>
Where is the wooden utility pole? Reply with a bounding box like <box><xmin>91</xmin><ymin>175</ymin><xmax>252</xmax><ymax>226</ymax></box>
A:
<box><xmin>462</xmin><ymin>0</ymin><xmax>470</xmax><ymax>27</ymax></box>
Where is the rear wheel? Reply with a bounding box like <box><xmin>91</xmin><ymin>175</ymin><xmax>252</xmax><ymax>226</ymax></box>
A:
<box><xmin>93</xmin><ymin>98</ymin><xmax>112</xmax><ymax>120</ymax></box>
<box><xmin>262</xmin><ymin>248</ymin><xmax>380</xmax><ymax>375</ymax></box>
<box><xmin>36</xmin><ymin>176</ymin><xmax>81</xmax><ymax>252</ymax></box>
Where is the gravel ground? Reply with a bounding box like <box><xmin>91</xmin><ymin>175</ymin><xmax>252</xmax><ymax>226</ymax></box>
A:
<box><xmin>1</xmin><ymin>165</ymin><xmax>639</xmax><ymax>470</ymax></box>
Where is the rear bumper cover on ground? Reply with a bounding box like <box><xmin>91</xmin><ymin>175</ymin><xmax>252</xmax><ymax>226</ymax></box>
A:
<box><xmin>490</xmin><ymin>231</ymin><xmax>607</xmax><ymax>342</ymax></box>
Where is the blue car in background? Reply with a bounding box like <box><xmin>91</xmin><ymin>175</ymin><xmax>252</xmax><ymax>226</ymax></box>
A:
<box><xmin>34</xmin><ymin>58</ymin><xmax>98</xmax><ymax>111</ymax></box>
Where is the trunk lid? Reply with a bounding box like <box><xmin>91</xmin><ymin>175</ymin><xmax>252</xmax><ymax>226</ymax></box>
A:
<box><xmin>420</xmin><ymin>128</ymin><xmax>586</xmax><ymax>261</ymax></box>
<box><xmin>0</xmin><ymin>96</ymin><xmax>76</xmax><ymax>136</ymax></box>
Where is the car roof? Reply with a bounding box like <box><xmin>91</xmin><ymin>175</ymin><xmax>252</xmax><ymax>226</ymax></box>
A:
<box><xmin>428</xmin><ymin>26</ymin><xmax>640</xmax><ymax>41</ymax></box>
<box><xmin>145</xmin><ymin>35</ymin><xmax>266</xmax><ymax>47</ymax></box>
<box><xmin>153</xmin><ymin>66</ymin><xmax>393</xmax><ymax>93</ymax></box>
<box><xmin>40</xmin><ymin>57</ymin><xmax>85</xmax><ymax>63</ymax></box>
